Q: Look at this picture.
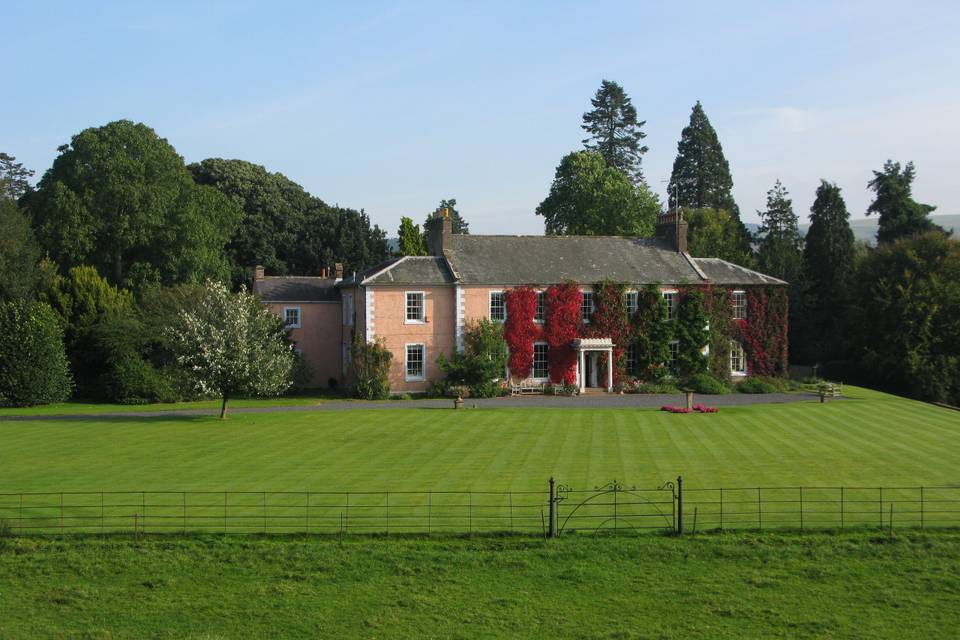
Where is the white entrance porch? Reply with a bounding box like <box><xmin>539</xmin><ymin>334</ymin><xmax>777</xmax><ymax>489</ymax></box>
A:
<box><xmin>573</xmin><ymin>338</ymin><xmax>615</xmax><ymax>393</ymax></box>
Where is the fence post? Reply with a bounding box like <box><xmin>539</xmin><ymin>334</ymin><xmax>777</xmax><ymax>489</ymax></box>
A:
<box><xmin>879</xmin><ymin>487</ymin><xmax>884</xmax><ymax>529</ymax></box>
<box><xmin>840</xmin><ymin>487</ymin><xmax>845</xmax><ymax>529</ymax></box>
<box><xmin>548</xmin><ymin>478</ymin><xmax>556</xmax><ymax>538</ymax></box>
<box><xmin>889</xmin><ymin>503</ymin><xmax>894</xmax><ymax>536</ymax></box>
<box><xmin>719</xmin><ymin>488</ymin><xmax>723</xmax><ymax>532</ymax></box>
<box><xmin>60</xmin><ymin>493</ymin><xmax>64</xmax><ymax>534</ymax></box>
<box><xmin>305</xmin><ymin>492</ymin><xmax>310</xmax><ymax>537</ymax></box>
<box><xmin>799</xmin><ymin>487</ymin><xmax>804</xmax><ymax>530</ymax></box>
<box><xmin>427</xmin><ymin>490</ymin><xmax>432</xmax><ymax>536</ymax></box>
<box><xmin>676</xmin><ymin>476</ymin><xmax>683</xmax><ymax>535</ymax></box>
<box><xmin>920</xmin><ymin>486</ymin><xmax>924</xmax><ymax>530</ymax></box>
<box><xmin>182</xmin><ymin>492</ymin><xmax>187</xmax><ymax>534</ymax></box>
<box><xmin>757</xmin><ymin>487</ymin><xmax>762</xmax><ymax>531</ymax></box>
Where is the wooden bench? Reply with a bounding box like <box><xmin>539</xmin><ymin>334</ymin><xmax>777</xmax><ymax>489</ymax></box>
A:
<box><xmin>817</xmin><ymin>382</ymin><xmax>843</xmax><ymax>399</ymax></box>
<box><xmin>510</xmin><ymin>379</ymin><xmax>545</xmax><ymax>395</ymax></box>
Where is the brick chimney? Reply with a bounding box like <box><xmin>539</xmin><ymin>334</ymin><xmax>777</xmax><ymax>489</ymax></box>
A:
<box><xmin>655</xmin><ymin>209</ymin><xmax>688</xmax><ymax>253</ymax></box>
<box><xmin>334</xmin><ymin>262</ymin><xmax>344</xmax><ymax>282</ymax></box>
<box><xmin>425</xmin><ymin>207</ymin><xmax>452</xmax><ymax>256</ymax></box>
<box><xmin>254</xmin><ymin>265</ymin><xmax>265</xmax><ymax>281</ymax></box>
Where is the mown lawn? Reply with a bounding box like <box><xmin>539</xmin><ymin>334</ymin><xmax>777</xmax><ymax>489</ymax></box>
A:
<box><xmin>1</xmin><ymin>531</ymin><xmax>958</xmax><ymax>639</ymax></box>
<box><xmin>0</xmin><ymin>393</ymin><xmax>338</xmax><ymax>417</ymax></box>
<box><xmin>0</xmin><ymin>387</ymin><xmax>956</xmax><ymax>493</ymax></box>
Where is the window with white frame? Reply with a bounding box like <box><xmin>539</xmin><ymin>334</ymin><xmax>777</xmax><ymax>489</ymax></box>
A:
<box><xmin>532</xmin><ymin>342</ymin><xmax>549</xmax><ymax>379</ymax></box>
<box><xmin>668</xmin><ymin>340</ymin><xmax>680</xmax><ymax>368</ymax></box>
<box><xmin>489</xmin><ymin>291</ymin><xmax>506</xmax><ymax>322</ymax></box>
<box><xmin>342</xmin><ymin>293</ymin><xmax>354</xmax><ymax>326</ymax></box>
<box><xmin>581</xmin><ymin>291</ymin><xmax>594</xmax><ymax>323</ymax></box>
<box><xmin>732</xmin><ymin>290</ymin><xmax>747</xmax><ymax>320</ymax></box>
<box><xmin>663</xmin><ymin>291</ymin><xmax>678</xmax><ymax>321</ymax></box>
<box><xmin>283</xmin><ymin>306</ymin><xmax>301</xmax><ymax>328</ymax></box>
<box><xmin>730</xmin><ymin>341</ymin><xmax>746</xmax><ymax>375</ymax></box>
<box><xmin>626</xmin><ymin>344</ymin><xmax>637</xmax><ymax>376</ymax></box>
<box><xmin>405</xmin><ymin>291</ymin><xmax>424</xmax><ymax>323</ymax></box>
<box><xmin>534</xmin><ymin>291</ymin><xmax>546</xmax><ymax>323</ymax></box>
<box><xmin>405</xmin><ymin>344</ymin><xmax>425</xmax><ymax>380</ymax></box>
<box><xmin>625</xmin><ymin>291</ymin><xmax>639</xmax><ymax>316</ymax></box>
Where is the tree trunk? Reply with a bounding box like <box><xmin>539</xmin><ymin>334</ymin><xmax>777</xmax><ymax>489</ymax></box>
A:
<box><xmin>219</xmin><ymin>393</ymin><xmax>229</xmax><ymax>419</ymax></box>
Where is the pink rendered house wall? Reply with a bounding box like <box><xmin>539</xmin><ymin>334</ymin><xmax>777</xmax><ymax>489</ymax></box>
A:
<box><xmin>265</xmin><ymin>301</ymin><xmax>342</xmax><ymax>388</ymax></box>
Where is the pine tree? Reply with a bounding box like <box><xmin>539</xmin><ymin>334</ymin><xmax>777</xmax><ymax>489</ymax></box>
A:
<box><xmin>397</xmin><ymin>217</ymin><xmax>427</xmax><ymax>256</ymax></box>
<box><xmin>667</xmin><ymin>101</ymin><xmax>739</xmax><ymax>216</ymax></box>
<box><xmin>798</xmin><ymin>181</ymin><xmax>856</xmax><ymax>363</ymax></box>
<box><xmin>668</xmin><ymin>101</ymin><xmax>750</xmax><ymax>258</ymax></box>
<box><xmin>0</xmin><ymin>152</ymin><xmax>35</xmax><ymax>200</ymax></box>
<box><xmin>867</xmin><ymin>160</ymin><xmax>939</xmax><ymax>243</ymax></box>
<box><xmin>581</xmin><ymin>80</ymin><xmax>648</xmax><ymax>184</ymax></box>
<box><xmin>424</xmin><ymin>198</ymin><xmax>469</xmax><ymax>234</ymax></box>
<box><xmin>756</xmin><ymin>180</ymin><xmax>802</xmax><ymax>283</ymax></box>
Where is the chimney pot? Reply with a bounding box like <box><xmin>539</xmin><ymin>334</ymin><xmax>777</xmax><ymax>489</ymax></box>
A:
<box><xmin>254</xmin><ymin>265</ymin><xmax>265</xmax><ymax>281</ymax></box>
<box><xmin>334</xmin><ymin>263</ymin><xmax>344</xmax><ymax>281</ymax></box>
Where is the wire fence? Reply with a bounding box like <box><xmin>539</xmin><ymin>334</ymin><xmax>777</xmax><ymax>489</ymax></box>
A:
<box><xmin>1</xmin><ymin>480</ymin><xmax>958</xmax><ymax>537</ymax></box>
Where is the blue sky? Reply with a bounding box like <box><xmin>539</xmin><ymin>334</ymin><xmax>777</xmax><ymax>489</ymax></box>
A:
<box><xmin>4</xmin><ymin>1</ymin><xmax>958</xmax><ymax>234</ymax></box>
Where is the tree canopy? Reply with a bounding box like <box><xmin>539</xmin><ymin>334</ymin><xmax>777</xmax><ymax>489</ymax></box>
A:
<box><xmin>667</xmin><ymin>102</ymin><xmax>739</xmax><ymax>216</ymax></box>
<box><xmin>536</xmin><ymin>151</ymin><xmax>660</xmax><ymax>236</ymax></box>
<box><xmin>424</xmin><ymin>198</ymin><xmax>469</xmax><ymax>234</ymax></box>
<box><xmin>397</xmin><ymin>216</ymin><xmax>427</xmax><ymax>256</ymax></box>
<box><xmin>189</xmin><ymin>158</ymin><xmax>390</xmax><ymax>285</ymax></box>
<box><xmin>581</xmin><ymin>80</ymin><xmax>648</xmax><ymax>184</ymax></box>
<box><xmin>756</xmin><ymin>180</ymin><xmax>802</xmax><ymax>283</ymax></box>
<box><xmin>25</xmin><ymin>120</ymin><xmax>241</xmax><ymax>290</ymax></box>
<box><xmin>685</xmin><ymin>208</ymin><xmax>755</xmax><ymax>266</ymax></box>
<box><xmin>0</xmin><ymin>152</ymin><xmax>35</xmax><ymax>200</ymax></box>
<box><xmin>867</xmin><ymin>160</ymin><xmax>940</xmax><ymax>243</ymax></box>
<box><xmin>0</xmin><ymin>198</ymin><xmax>41</xmax><ymax>302</ymax></box>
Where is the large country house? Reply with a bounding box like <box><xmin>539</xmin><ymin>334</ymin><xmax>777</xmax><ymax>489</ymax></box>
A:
<box><xmin>254</xmin><ymin>210</ymin><xmax>787</xmax><ymax>393</ymax></box>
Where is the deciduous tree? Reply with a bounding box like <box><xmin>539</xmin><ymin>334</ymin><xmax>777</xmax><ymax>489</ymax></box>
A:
<box><xmin>397</xmin><ymin>217</ymin><xmax>427</xmax><ymax>256</ymax></box>
<box><xmin>685</xmin><ymin>208</ymin><xmax>755</xmax><ymax>266</ymax></box>
<box><xmin>166</xmin><ymin>280</ymin><xmax>294</xmax><ymax>418</ymax></box>
<box><xmin>536</xmin><ymin>151</ymin><xmax>660</xmax><ymax>236</ymax></box>
<box><xmin>0</xmin><ymin>301</ymin><xmax>73</xmax><ymax>407</ymax></box>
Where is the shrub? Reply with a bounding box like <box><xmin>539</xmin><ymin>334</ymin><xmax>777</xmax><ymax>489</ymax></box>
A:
<box><xmin>289</xmin><ymin>352</ymin><xmax>315</xmax><ymax>392</ymax></box>
<box><xmin>736</xmin><ymin>377</ymin><xmax>779</xmax><ymax>394</ymax></box>
<box><xmin>685</xmin><ymin>372</ymin><xmax>730</xmax><ymax>395</ymax></box>
<box><xmin>0</xmin><ymin>301</ymin><xmax>73</xmax><ymax>406</ymax></box>
<box><xmin>437</xmin><ymin>319</ymin><xmax>508</xmax><ymax>398</ymax></box>
<box><xmin>632</xmin><ymin>382</ymin><xmax>681</xmax><ymax>394</ymax></box>
<box><xmin>109</xmin><ymin>356</ymin><xmax>177</xmax><ymax>404</ymax></box>
<box><xmin>350</xmin><ymin>336</ymin><xmax>392</xmax><ymax>400</ymax></box>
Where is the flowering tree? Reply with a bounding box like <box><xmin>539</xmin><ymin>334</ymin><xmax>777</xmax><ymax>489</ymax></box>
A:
<box><xmin>167</xmin><ymin>280</ymin><xmax>294</xmax><ymax>418</ymax></box>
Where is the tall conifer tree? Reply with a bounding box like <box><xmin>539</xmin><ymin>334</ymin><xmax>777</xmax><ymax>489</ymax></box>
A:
<box><xmin>867</xmin><ymin>160</ymin><xmax>939</xmax><ymax>243</ymax></box>
<box><xmin>756</xmin><ymin>180</ymin><xmax>802</xmax><ymax>283</ymax></box>
<box><xmin>581</xmin><ymin>80</ymin><xmax>648</xmax><ymax>184</ymax></box>
<box><xmin>397</xmin><ymin>217</ymin><xmax>427</xmax><ymax>256</ymax></box>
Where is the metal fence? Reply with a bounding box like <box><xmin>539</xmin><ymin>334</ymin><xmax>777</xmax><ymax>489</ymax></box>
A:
<box><xmin>1</xmin><ymin>479</ymin><xmax>958</xmax><ymax>537</ymax></box>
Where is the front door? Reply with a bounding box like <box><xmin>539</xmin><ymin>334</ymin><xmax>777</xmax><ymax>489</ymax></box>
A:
<box><xmin>585</xmin><ymin>353</ymin><xmax>600</xmax><ymax>388</ymax></box>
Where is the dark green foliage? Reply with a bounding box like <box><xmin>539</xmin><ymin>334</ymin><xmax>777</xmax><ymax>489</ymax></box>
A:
<box><xmin>350</xmin><ymin>336</ymin><xmax>392</xmax><ymax>400</ymax></box>
<box><xmin>630</xmin><ymin>285</ymin><xmax>672</xmax><ymax>379</ymax></box>
<box><xmin>867</xmin><ymin>160</ymin><xmax>940</xmax><ymax>243</ymax></box>
<box><xmin>668</xmin><ymin>102</ymin><xmax>740</xmax><ymax>217</ymax></box>
<box><xmin>26</xmin><ymin>121</ymin><xmax>241</xmax><ymax>290</ymax></box>
<box><xmin>685</xmin><ymin>208</ymin><xmax>755</xmax><ymax>266</ymax></box>
<box><xmin>0</xmin><ymin>152</ymin><xmax>34</xmax><ymax>200</ymax></box>
<box><xmin>797</xmin><ymin>181</ymin><xmax>856</xmax><ymax>363</ymax></box>
<box><xmin>424</xmin><ymin>198</ymin><xmax>469</xmax><ymax>234</ymax></box>
<box><xmin>90</xmin><ymin>313</ymin><xmax>177</xmax><ymax>404</ymax></box>
<box><xmin>736</xmin><ymin>377</ymin><xmax>779</xmax><ymax>394</ymax></box>
<box><xmin>0</xmin><ymin>301</ymin><xmax>72</xmax><ymax>406</ymax></box>
<box><xmin>437</xmin><ymin>319</ymin><xmax>508</xmax><ymax>398</ymax></box>
<box><xmin>852</xmin><ymin>232</ymin><xmax>960</xmax><ymax>405</ymax></box>
<box><xmin>397</xmin><ymin>216</ymin><xmax>427</xmax><ymax>256</ymax></box>
<box><xmin>756</xmin><ymin>180</ymin><xmax>802</xmax><ymax>282</ymax></box>
<box><xmin>707</xmin><ymin>287</ymin><xmax>734</xmax><ymax>382</ymax></box>
<box><xmin>674</xmin><ymin>290</ymin><xmax>709</xmax><ymax>379</ymax></box>
<box><xmin>190</xmin><ymin>158</ymin><xmax>389</xmax><ymax>286</ymax></box>
<box><xmin>686</xmin><ymin>372</ymin><xmax>730</xmax><ymax>394</ymax></box>
<box><xmin>580</xmin><ymin>79</ymin><xmax>648</xmax><ymax>184</ymax></box>
<box><xmin>0</xmin><ymin>199</ymin><xmax>41</xmax><ymax>302</ymax></box>
<box><xmin>536</xmin><ymin>151</ymin><xmax>660</xmax><ymax>236</ymax></box>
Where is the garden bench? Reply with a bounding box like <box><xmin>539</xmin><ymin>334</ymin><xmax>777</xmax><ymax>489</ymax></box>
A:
<box><xmin>510</xmin><ymin>379</ymin><xmax>545</xmax><ymax>395</ymax></box>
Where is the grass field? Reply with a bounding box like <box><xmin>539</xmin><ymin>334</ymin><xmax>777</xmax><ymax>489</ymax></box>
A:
<box><xmin>1</xmin><ymin>531</ymin><xmax>959</xmax><ymax>639</ymax></box>
<box><xmin>0</xmin><ymin>387</ymin><xmax>957</xmax><ymax>493</ymax></box>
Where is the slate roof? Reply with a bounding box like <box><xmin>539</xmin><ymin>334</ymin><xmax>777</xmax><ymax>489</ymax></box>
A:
<box><xmin>444</xmin><ymin>235</ymin><xmax>705</xmax><ymax>285</ymax></box>
<box><xmin>253</xmin><ymin>277</ymin><xmax>340</xmax><ymax>302</ymax></box>
<box><xmin>692</xmin><ymin>258</ymin><xmax>788</xmax><ymax>286</ymax></box>
<box><xmin>353</xmin><ymin>256</ymin><xmax>455</xmax><ymax>286</ymax></box>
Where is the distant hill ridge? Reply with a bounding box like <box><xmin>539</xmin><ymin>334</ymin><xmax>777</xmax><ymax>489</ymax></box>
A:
<box><xmin>745</xmin><ymin>214</ymin><xmax>958</xmax><ymax>245</ymax></box>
